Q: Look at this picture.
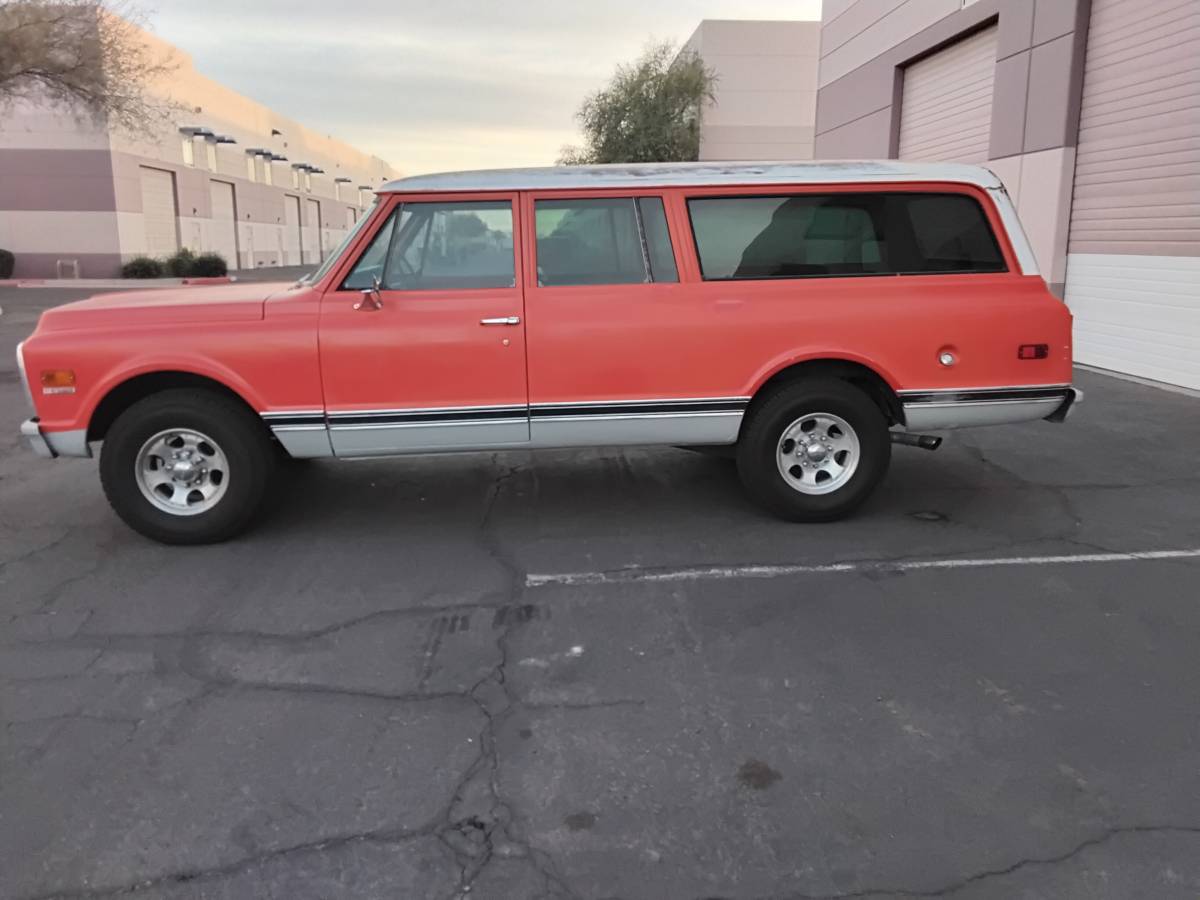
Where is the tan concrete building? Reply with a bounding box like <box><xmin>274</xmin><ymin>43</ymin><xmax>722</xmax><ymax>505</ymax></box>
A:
<box><xmin>0</xmin><ymin>23</ymin><xmax>398</xmax><ymax>278</ymax></box>
<box><xmin>814</xmin><ymin>0</ymin><xmax>1200</xmax><ymax>390</ymax></box>
<box><xmin>685</xmin><ymin>20</ymin><xmax>821</xmax><ymax>161</ymax></box>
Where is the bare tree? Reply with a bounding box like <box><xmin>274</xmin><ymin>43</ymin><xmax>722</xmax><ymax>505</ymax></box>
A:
<box><xmin>0</xmin><ymin>0</ymin><xmax>176</xmax><ymax>133</ymax></box>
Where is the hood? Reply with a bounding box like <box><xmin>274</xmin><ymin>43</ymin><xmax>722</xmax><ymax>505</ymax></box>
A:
<box><xmin>36</xmin><ymin>281</ymin><xmax>295</xmax><ymax>332</ymax></box>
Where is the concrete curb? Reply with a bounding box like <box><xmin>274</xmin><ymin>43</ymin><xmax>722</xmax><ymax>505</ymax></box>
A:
<box><xmin>4</xmin><ymin>276</ymin><xmax>236</xmax><ymax>289</ymax></box>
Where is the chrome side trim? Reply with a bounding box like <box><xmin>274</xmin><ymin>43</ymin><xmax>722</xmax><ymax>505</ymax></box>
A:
<box><xmin>262</xmin><ymin>410</ymin><xmax>334</xmax><ymax>458</ymax></box>
<box><xmin>269</xmin><ymin>425</ymin><xmax>334</xmax><ymax>458</ymax></box>
<box><xmin>533</xmin><ymin>396</ymin><xmax>751</xmax><ymax>408</ymax></box>
<box><xmin>330</xmin><ymin>420</ymin><xmax>531</xmax><ymax>457</ymax></box>
<box><xmin>264</xmin><ymin>397</ymin><xmax>752</xmax><ymax>457</ymax></box>
<box><xmin>530</xmin><ymin>411</ymin><xmax>742</xmax><ymax>448</ymax></box>
<box><xmin>898</xmin><ymin>383</ymin><xmax>1071</xmax><ymax>396</ymax></box>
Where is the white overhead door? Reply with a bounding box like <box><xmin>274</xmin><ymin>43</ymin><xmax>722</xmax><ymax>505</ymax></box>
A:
<box><xmin>208</xmin><ymin>181</ymin><xmax>238</xmax><ymax>268</ymax></box>
<box><xmin>1064</xmin><ymin>0</ymin><xmax>1200</xmax><ymax>389</ymax></box>
<box><xmin>139</xmin><ymin>167</ymin><xmax>179</xmax><ymax>257</ymax></box>
<box><xmin>898</xmin><ymin>25</ymin><xmax>998</xmax><ymax>163</ymax></box>
<box><xmin>304</xmin><ymin>198</ymin><xmax>322</xmax><ymax>264</ymax></box>
<box><xmin>283</xmin><ymin>195</ymin><xmax>302</xmax><ymax>266</ymax></box>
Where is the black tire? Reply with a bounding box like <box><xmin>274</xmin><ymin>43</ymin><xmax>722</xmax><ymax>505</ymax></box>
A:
<box><xmin>736</xmin><ymin>378</ymin><xmax>891</xmax><ymax>522</ymax></box>
<box><xmin>99</xmin><ymin>389</ymin><xmax>277</xmax><ymax>544</ymax></box>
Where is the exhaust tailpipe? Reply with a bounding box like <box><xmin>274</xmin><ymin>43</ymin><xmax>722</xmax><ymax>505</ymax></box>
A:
<box><xmin>891</xmin><ymin>432</ymin><xmax>943</xmax><ymax>451</ymax></box>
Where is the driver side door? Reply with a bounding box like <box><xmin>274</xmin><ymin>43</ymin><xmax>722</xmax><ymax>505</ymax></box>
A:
<box><xmin>318</xmin><ymin>193</ymin><xmax>529</xmax><ymax>456</ymax></box>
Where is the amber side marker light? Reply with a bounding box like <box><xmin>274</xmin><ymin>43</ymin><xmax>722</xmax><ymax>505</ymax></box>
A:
<box><xmin>40</xmin><ymin>369</ymin><xmax>77</xmax><ymax>394</ymax></box>
<box><xmin>1018</xmin><ymin>344</ymin><xmax>1049</xmax><ymax>360</ymax></box>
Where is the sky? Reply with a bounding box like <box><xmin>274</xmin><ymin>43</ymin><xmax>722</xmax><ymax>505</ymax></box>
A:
<box><xmin>149</xmin><ymin>0</ymin><xmax>823</xmax><ymax>176</ymax></box>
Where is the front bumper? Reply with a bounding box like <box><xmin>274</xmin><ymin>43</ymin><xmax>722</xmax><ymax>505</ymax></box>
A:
<box><xmin>21</xmin><ymin>418</ymin><xmax>55</xmax><ymax>458</ymax></box>
<box><xmin>19</xmin><ymin>419</ymin><xmax>91</xmax><ymax>458</ymax></box>
<box><xmin>1044</xmin><ymin>387</ymin><xmax>1084</xmax><ymax>423</ymax></box>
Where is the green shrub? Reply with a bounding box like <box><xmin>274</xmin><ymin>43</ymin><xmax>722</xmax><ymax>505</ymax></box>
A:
<box><xmin>0</xmin><ymin>248</ymin><xmax>13</xmax><ymax>278</ymax></box>
<box><xmin>164</xmin><ymin>247</ymin><xmax>196</xmax><ymax>277</ymax></box>
<box><xmin>190</xmin><ymin>252</ymin><xmax>228</xmax><ymax>277</ymax></box>
<box><xmin>121</xmin><ymin>256</ymin><xmax>163</xmax><ymax>278</ymax></box>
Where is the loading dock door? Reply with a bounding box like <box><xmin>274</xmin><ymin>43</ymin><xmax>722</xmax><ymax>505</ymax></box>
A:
<box><xmin>1063</xmin><ymin>0</ymin><xmax>1200</xmax><ymax>389</ymax></box>
<box><xmin>208</xmin><ymin>180</ymin><xmax>239</xmax><ymax>268</ymax></box>
<box><xmin>898</xmin><ymin>25</ymin><xmax>998</xmax><ymax>163</ymax></box>
<box><xmin>284</xmin><ymin>195</ymin><xmax>302</xmax><ymax>266</ymax></box>
<box><xmin>139</xmin><ymin>167</ymin><xmax>180</xmax><ymax>257</ymax></box>
<box><xmin>304</xmin><ymin>198</ymin><xmax>322</xmax><ymax>264</ymax></box>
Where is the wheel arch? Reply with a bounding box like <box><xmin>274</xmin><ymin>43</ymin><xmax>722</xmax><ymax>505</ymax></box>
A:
<box><xmin>87</xmin><ymin>370</ymin><xmax>265</xmax><ymax>443</ymax></box>
<box><xmin>744</xmin><ymin>357</ymin><xmax>905</xmax><ymax>430</ymax></box>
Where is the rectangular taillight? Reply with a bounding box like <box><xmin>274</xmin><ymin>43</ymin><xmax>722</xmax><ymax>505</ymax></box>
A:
<box><xmin>1018</xmin><ymin>344</ymin><xmax>1049</xmax><ymax>360</ymax></box>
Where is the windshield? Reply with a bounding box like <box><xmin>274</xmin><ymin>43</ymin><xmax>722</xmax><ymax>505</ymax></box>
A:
<box><xmin>301</xmin><ymin>198</ymin><xmax>381</xmax><ymax>285</ymax></box>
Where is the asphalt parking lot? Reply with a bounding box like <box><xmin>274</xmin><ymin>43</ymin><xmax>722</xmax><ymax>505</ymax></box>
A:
<box><xmin>2</xmin><ymin>284</ymin><xmax>1199</xmax><ymax>900</ymax></box>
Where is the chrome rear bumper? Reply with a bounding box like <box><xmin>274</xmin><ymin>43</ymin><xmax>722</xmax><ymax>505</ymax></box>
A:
<box><xmin>20</xmin><ymin>418</ymin><xmax>55</xmax><ymax>458</ymax></box>
<box><xmin>901</xmin><ymin>385</ymin><xmax>1080</xmax><ymax>431</ymax></box>
<box><xmin>1044</xmin><ymin>387</ymin><xmax>1084</xmax><ymax>423</ymax></box>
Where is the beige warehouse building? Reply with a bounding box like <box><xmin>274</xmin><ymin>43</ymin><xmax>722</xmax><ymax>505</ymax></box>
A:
<box><xmin>814</xmin><ymin>0</ymin><xmax>1200</xmax><ymax>391</ymax></box>
<box><xmin>686</xmin><ymin>19</ymin><xmax>821</xmax><ymax>161</ymax></box>
<box><xmin>0</xmin><ymin>24</ymin><xmax>397</xmax><ymax>279</ymax></box>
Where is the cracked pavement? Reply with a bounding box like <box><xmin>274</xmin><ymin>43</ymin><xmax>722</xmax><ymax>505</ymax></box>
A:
<box><xmin>3</xmin><ymin>287</ymin><xmax>1200</xmax><ymax>899</ymax></box>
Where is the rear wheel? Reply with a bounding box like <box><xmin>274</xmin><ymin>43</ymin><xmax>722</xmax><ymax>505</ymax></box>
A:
<box><xmin>736</xmin><ymin>378</ymin><xmax>890</xmax><ymax>521</ymax></box>
<box><xmin>99</xmin><ymin>389</ymin><xmax>276</xmax><ymax>544</ymax></box>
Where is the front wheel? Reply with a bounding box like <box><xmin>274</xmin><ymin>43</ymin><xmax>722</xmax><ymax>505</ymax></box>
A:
<box><xmin>99</xmin><ymin>389</ymin><xmax>277</xmax><ymax>544</ymax></box>
<box><xmin>736</xmin><ymin>378</ymin><xmax>891</xmax><ymax>522</ymax></box>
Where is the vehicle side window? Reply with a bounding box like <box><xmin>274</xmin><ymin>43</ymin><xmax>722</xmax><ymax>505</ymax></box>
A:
<box><xmin>344</xmin><ymin>201</ymin><xmax>515</xmax><ymax>291</ymax></box>
<box><xmin>901</xmin><ymin>194</ymin><xmax>1005</xmax><ymax>273</ymax></box>
<box><xmin>637</xmin><ymin>197</ymin><xmax>678</xmax><ymax>283</ymax></box>
<box><xmin>384</xmin><ymin>201</ymin><xmax>515</xmax><ymax>290</ymax></box>
<box><xmin>534</xmin><ymin>197</ymin><xmax>678</xmax><ymax>286</ymax></box>
<box><xmin>687</xmin><ymin>192</ymin><xmax>1005</xmax><ymax>281</ymax></box>
<box><xmin>342</xmin><ymin>209</ymin><xmax>396</xmax><ymax>290</ymax></box>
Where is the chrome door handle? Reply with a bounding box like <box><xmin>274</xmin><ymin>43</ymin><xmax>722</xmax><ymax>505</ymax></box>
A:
<box><xmin>480</xmin><ymin>316</ymin><xmax>520</xmax><ymax>326</ymax></box>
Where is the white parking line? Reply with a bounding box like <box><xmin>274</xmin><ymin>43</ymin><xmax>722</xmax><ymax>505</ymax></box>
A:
<box><xmin>525</xmin><ymin>548</ymin><xmax>1200</xmax><ymax>588</ymax></box>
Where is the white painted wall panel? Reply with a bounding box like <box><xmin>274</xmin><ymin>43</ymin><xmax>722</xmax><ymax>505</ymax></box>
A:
<box><xmin>820</xmin><ymin>0</ymin><xmax>962</xmax><ymax>87</ymax></box>
<box><xmin>0</xmin><ymin>211</ymin><xmax>123</xmax><ymax>254</ymax></box>
<box><xmin>897</xmin><ymin>26</ymin><xmax>997</xmax><ymax>164</ymax></box>
<box><xmin>1064</xmin><ymin>254</ymin><xmax>1200</xmax><ymax>390</ymax></box>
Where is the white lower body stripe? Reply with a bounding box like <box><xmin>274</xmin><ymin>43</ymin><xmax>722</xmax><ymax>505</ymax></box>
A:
<box><xmin>525</xmin><ymin>548</ymin><xmax>1200</xmax><ymax>588</ymax></box>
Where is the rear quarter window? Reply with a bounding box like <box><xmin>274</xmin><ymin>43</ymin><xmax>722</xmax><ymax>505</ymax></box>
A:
<box><xmin>687</xmin><ymin>191</ymin><xmax>1006</xmax><ymax>281</ymax></box>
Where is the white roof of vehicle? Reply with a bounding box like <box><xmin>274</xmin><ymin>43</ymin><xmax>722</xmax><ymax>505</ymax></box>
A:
<box><xmin>379</xmin><ymin>160</ymin><xmax>1004</xmax><ymax>194</ymax></box>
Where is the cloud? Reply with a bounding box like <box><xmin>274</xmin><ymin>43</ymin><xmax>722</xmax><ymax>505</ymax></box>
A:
<box><xmin>150</xmin><ymin>0</ymin><xmax>821</xmax><ymax>173</ymax></box>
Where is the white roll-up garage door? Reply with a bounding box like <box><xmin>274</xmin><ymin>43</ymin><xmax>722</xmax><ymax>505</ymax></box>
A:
<box><xmin>208</xmin><ymin>181</ymin><xmax>239</xmax><ymax>268</ymax></box>
<box><xmin>283</xmin><ymin>195</ymin><xmax>302</xmax><ymax>266</ymax></box>
<box><xmin>898</xmin><ymin>25</ymin><xmax>998</xmax><ymax>163</ymax></box>
<box><xmin>1064</xmin><ymin>0</ymin><xmax>1200</xmax><ymax>389</ymax></box>
<box><xmin>139</xmin><ymin>167</ymin><xmax>179</xmax><ymax>258</ymax></box>
<box><xmin>304</xmin><ymin>198</ymin><xmax>322</xmax><ymax>264</ymax></box>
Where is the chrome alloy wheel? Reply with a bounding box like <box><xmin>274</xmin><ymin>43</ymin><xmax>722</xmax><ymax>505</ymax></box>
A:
<box><xmin>134</xmin><ymin>428</ymin><xmax>230</xmax><ymax>516</ymax></box>
<box><xmin>775</xmin><ymin>412</ymin><xmax>861</xmax><ymax>496</ymax></box>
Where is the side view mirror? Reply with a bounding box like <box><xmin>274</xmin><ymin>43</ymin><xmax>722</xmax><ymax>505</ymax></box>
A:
<box><xmin>354</xmin><ymin>275</ymin><xmax>382</xmax><ymax>311</ymax></box>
